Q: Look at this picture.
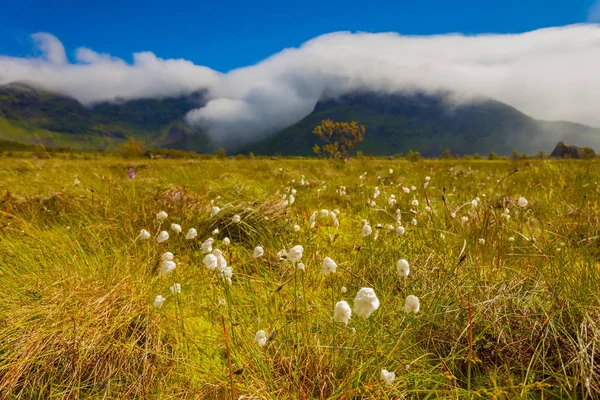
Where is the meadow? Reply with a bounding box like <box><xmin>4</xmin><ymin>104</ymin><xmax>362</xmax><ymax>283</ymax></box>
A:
<box><xmin>0</xmin><ymin>157</ymin><xmax>598</xmax><ymax>399</ymax></box>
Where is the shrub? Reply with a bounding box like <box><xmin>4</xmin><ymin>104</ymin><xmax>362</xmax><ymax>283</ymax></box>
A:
<box><xmin>215</xmin><ymin>147</ymin><xmax>227</xmax><ymax>159</ymax></box>
<box><xmin>117</xmin><ymin>138</ymin><xmax>145</xmax><ymax>159</ymax></box>
<box><xmin>406</xmin><ymin>150</ymin><xmax>422</xmax><ymax>162</ymax></box>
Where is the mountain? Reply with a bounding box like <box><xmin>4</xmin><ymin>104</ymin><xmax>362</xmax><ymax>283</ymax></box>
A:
<box><xmin>1</xmin><ymin>83</ymin><xmax>599</xmax><ymax>155</ymax></box>
<box><xmin>243</xmin><ymin>92</ymin><xmax>600</xmax><ymax>156</ymax></box>
<box><xmin>0</xmin><ymin>82</ymin><xmax>211</xmax><ymax>151</ymax></box>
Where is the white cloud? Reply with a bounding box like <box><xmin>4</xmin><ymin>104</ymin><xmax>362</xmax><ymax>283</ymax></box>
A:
<box><xmin>2</xmin><ymin>26</ymin><xmax>600</xmax><ymax>148</ymax></box>
<box><xmin>31</xmin><ymin>32</ymin><xmax>67</xmax><ymax>65</ymax></box>
<box><xmin>0</xmin><ymin>33</ymin><xmax>220</xmax><ymax>104</ymax></box>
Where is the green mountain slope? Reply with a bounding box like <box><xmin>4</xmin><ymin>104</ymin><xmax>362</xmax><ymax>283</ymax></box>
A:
<box><xmin>243</xmin><ymin>92</ymin><xmax>600</xmax><ymax>156</ymax></box>
<box><xmin>0</xmin><ymin>82</ymin><xmax>210</xmax><ymax>151</ymax></box>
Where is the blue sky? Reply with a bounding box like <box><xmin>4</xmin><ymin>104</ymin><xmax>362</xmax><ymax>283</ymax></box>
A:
<box><xmin>0</xmin><ymin>0</ymin><xmax>597</xmax><ymax>72</ymax></box>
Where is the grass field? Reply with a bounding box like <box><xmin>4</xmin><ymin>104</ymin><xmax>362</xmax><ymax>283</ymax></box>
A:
<box><xmin>0</xmin><ymin>157</ymin><xmax>599</xmax><ymax>399</ymax></box>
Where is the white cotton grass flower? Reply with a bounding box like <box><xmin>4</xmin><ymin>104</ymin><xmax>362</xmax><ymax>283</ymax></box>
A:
<box><xmin>388</xmin><ymin>195</ymin><xmax>397</xmax><ymax>207</ymax></box>
<box><xmin>73</xmin><ymin>178</ymin><xmax>80</xmax><ymax>186</ymax></box>
<box><xmin>160</xmin><ymin>260</ymin><xmax>176</xmax><ymax>274</ymax></box>
<box><xmin>253</xmin><ymin>246</ymin><xmax>264</xmax><ymax>258</ymax></box>
<box><xmin>156</xmin><ymin>231</ymin><xmax>169</xmax><ymax>244</ymax></box>
<box><xmin>139</xmin><ymin>229</ymin><xmax>151</xmax><ymax>240</ymax></box>
<box><xmin>381</xmin><ymin>369</ymin><xmax>396</xmax><ymax>385</ymax></box>
<box><xmin>203</xmin><ymin>254</ymin><xmax>218</xmax><ymax>270</ymax></box>
<box><xmin>156</xmin><ymin>211</ymin><xmax>168</xmax><ymax>221</ymax></box>
<box><xmin>297</xmin><ymin>263</ymin><xmax>305</xmax><ymax>271</ymax></box>
<box><xmin>232</xmin><ymin>214</ymin><xmax>241</xmax><ymax>223</ymax></box>
<box><xmin>255</xmin><ymin>330</ymin><xmax>267</xmax><ymax>347</ymax></box>
<box><xmin>333</xmin><ymin>301</ymin><xmax>352</xmax><ymax>325</ymax></box>
<box><xmin>170</xmin><ymin>283</ymin><xmax>181</xmax><ymax>294</ymax></box>
<box><xmin>362</xmin><ymin>223</ymin><xmax>372</xmax><ymax>237</ymax></box>
<box><xmin>373</xmin><ymin>187</ymin><xmax>380</xmax><ymax>199</ymax></box>
<box><xmin>411</xmin><ymin>185</ymin><xmax>416</xmax><ymax>191</ymax></box>
<box><xmin>404</xmin><ymin>295</ymin><xmax>420</xmax><ymax>314</ymax></box>
<box><xmin>185</xmin><ymin>228</ymin><xmax>197</xmax><ymax>240</ymax></box>
<box><xmin>322</xmin><ymin>257</ymin><xmax>338</xmax><ymax>275</ymax></box>
<box><xmin>171</xmin><ymin>223</ymin><xmax>182</xmax><ymax>233</ymax></box>
<box><xmin>396</xmin><ymin>226</ymin><xmax>405</xmax><ymax>235</ymax></box>
<box><xmin>219</xmin><ymin>266</ymin><xmax>233</xmax><ymax>282</ymax></box>
<box><xmin>518</xmin><ymin>197</ymin><xmax>528</xmax><ymax>208</ymax></box>
<box><xmin>373</xmin><ymin>230</ymin><xmax>379</xmax><ymax>241</ymax></box>
<box><xmin>461</xmin><ymin>216</ymin><xmax>469</xmax><ymax>223</ymax></box>
<box><xmin>289</xmin><ymin>194</ymin><xmax>295</xmax><ymax>205</ymax></box>
<box><xmin>508</xmin><ymin>236</ymin><xmax>515</xmax><ymax>242</ymax></box>
<box><xmin>478</xmin><ymin>238</ymin><xmax>486</xmax><ymax>245</ymax></box>
<box><xmin>425</xmin><ymin>206</ymin><xmax>432</xmax><ymax>212</ymax></box>
<box><xmin>213</xmin><ymin>249</ymin><xmax>227</xmax><ymax>270</ymax></box>
<box><xmin>440</xmin><ymin>233</ymin><xmax>446</xmax><ymax>240</ymax></box>
<box><xmin>450</xmin><ymin>212</ymin><xmax>456</xmax><ymax>219</ymax></box>
<box><xmin>411</xmin><ymin>218</ymin><xmax>417</xmax><ymax>226</ymax></box>
<box><xmin>294</xmin><ymin>224</ymin><xmax>301</xmax><ymax>232</ymax></box>
<box><xmin>354</xmin><ymin>288</ymin><xmax>380</xmax><ymax>319</ymax></box>
<box><xmin>223</xmin><ymin>237</ymin><xmax>231</xmax><ymax>246</ymax></box>
<box><xmin>287</xmin><ymin>245</ymin><xmax>303</xmax><ymax>264</ymax></box>
<box><xmin>403</xmin><ymin>187</ymin><xmax>410</xmax><ymax>194</ymax></box>
<box><xmin>397</xmin><ymin>259</ymin><xmax>410</xmax><ymax>277</ymax></box>
<box><xmin>386</xmin><ymin>224</ymin><xmax>394</xmax><ymax>231</ymax></box>
<box><xmin>341</xmin><ymin>286</ymin><xmax>347</xmax><ymax>293</ymax></box>
<box><xmin>210</xmin><ymin>206</ymin><xmax>221</xmax><ymax>217</ymax></box>
<box><xmin>154</xmin><ymin>295</ymin><xmax>166</xmax><ymax>308</ymax></box>
<box><xmin>291</xmin><ymin>188</ymin><xmax>297</xmax><ymax>195</ymax></box>
<box><xmin>411</xmin><ymin>199</ymin><xmax>419</xmax><ymax>207</ymax></box>
<box><xmin>201</xmin><ymin>238</ymin><xmax>214</xmax><ymax>253</ymax></box>
<box><xmin>320</xmin><ymin>209</ymin><xmax>329</xmax><ymax>218</ymax></box>
<box><xmin>471</xmin><ymin>199</ymin><xmax>478</xmax><ymax>208</ymax></box>
<box><xmin>161</xmin><ymin>252</ymin><xmax>174</xmax><ymax>261</ymax></box>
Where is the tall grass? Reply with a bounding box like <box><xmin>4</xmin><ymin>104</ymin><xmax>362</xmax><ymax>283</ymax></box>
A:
<box><xmin>0</xmin><ymin>157</ymin><xmax>598</xmax><ymax>398</ymax></box>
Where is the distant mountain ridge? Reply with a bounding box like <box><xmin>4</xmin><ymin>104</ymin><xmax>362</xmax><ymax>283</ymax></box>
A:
<box><xmin>0</xmin><ymin>82</ymin><xmax>210</xmax><ymax>151</ymax></box>
<box><xmin>242</xmin><ymin>92</ymin><xmax>600</xmax><ymax>156</ymax></box>
<box><xmin>1</xmin><ymin>82</ymin><xmax>599</xmax><ymax>155</ymax></box>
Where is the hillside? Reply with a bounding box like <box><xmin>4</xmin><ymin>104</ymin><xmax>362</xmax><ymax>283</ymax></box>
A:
<box><xmin>243</xmin><ymin>92</ymin><xmax>600</xmax><ymax>156</ymax></box>
<box><xmin>1</xmin><ymin>83</ymin><xmax>599</xmax><ymax>155</ymax></box>
<box><xmin>0</xmin><ymin>82</ymin><xmax>211</xmax><ymax>151</ymax></box>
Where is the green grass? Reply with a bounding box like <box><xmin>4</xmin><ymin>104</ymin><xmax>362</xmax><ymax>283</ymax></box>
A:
<box><xmin>0</xmin><ymin>117</ymin><xmax>124</xmax><ymax>150</ymax></box>
<box><xmin>0</xmin><ymin>157</ymin><xmax>599</xmax><ymax>398</ymax></box>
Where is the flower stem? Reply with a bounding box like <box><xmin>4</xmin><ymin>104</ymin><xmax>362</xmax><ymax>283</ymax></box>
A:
<box><xmin>293</xmin><ymin>264</ymin><xmax>299</xmax><ymax>393</ymax></box>
<box><xmin>369</xmin><ymin>317</ymin><xmax>381</xmax><ymax>375</ymax></box>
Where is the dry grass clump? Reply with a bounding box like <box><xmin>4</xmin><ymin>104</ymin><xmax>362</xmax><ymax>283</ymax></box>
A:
<box><xmin>0</xmin><ymin>278</ymin><xmax>175</xmax><ymax>398</ymax></box>
<box><xmin>0</xmin><ymin>275</ymin><xmax>174</xmax><ymax>398</ymax></box>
